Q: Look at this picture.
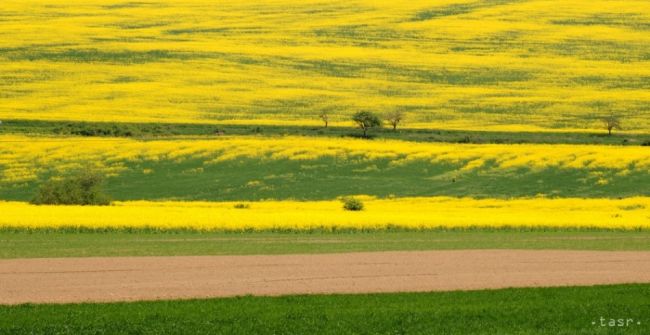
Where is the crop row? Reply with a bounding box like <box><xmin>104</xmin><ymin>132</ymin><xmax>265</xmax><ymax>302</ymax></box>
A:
<box><xmin>1</xmin><ymin>196</ymin><xmax>648</xmax><ymax>231</ymax></box>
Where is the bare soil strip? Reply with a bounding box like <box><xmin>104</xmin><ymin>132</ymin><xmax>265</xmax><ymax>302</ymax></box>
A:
<box><xmin>1</xmin><ymin>250</ymin><xmax>649</xmax><ymax>305</ymax></box>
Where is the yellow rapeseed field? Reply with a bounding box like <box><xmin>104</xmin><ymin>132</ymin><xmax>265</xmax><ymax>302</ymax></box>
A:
<box><xmin>0</xmin><ymin>197</ymin><xmax>647</xmax><ymax>231</ymax></box>
<box><xmin>1</xmin><ymin>0</ymin><xmax>649</xmax><ymax>131</ymax></box>
<box><xmin>0</xmin><ymin>135</ymin><xmax>648</xmax><ymax>183</ymax></box>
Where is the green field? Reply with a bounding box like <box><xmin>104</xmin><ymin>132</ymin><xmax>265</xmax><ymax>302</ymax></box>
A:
<box><xmin>2</xmin><ymin>230</ymin><xmax>650</xmax><ymax>259</ymax></box>
<box><xmin>2</xmin><ymin>152</ymin><xmax>648</xmax><ymax>202</ymax></box>
<box><xmin>1</xmin><ymin>284</ymin><xmax>648</xmax><ymax>335</ymax></box>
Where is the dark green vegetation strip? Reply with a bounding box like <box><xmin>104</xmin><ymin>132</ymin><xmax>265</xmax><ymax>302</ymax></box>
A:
<box><xmin>0</xmin><ymin>48</ymin><xmax>200</xmax><ymax>64</ymax></box>
<box><xmin>1</xmin><ymin>284</ymin><xmax>648</xmax><ymax>334</ymax></box>
<box><xmin>412</xmin><ymin>0</ymin><xmax>521</xmax><ymax>22</ymax></box>
<box><xmin>2</xmin><ymin>230</ymin><xmax>649</xmax><ymax>259</ymax></box>
<box><xmin>550</xmin><ymin>13</ymin><xmax>650</xmax><ymax>31</ymax></box>
<box><xmin>2</xmin><ymin>119</ymin><xmax>647</xmax><ymax>145</ymax></box>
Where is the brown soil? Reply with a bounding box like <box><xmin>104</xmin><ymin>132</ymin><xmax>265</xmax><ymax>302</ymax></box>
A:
<box><xmin>1</xmin><ymin>250</ymin><xmax>649</xmax><ymax>305</ymax></box>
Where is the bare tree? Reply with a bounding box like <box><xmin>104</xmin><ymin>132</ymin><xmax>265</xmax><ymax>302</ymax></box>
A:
<box><xmin>601</xmin><ymin>115</ymin><xmax>621</xmax><ymax>136</ymax></box>
<box><xmin>385</xmin><ymin>111</ymin><xmax>404</xmax><ymax>131</ymax></box>
<box><xmin>319</xmin><ymin>111</ymin><xmax>329</xmax><ymax>128</ymax></box>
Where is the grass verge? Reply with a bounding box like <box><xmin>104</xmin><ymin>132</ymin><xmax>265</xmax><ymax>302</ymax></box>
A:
<box><xmin>1</xmin><ymin>284</ymin><xmax>648</xmax><ymax>334</ymax></box>
<box><xmin>2</xmin><ymin>119</ymin><xmax>647</xmax><ymax>145</ymax></box>
<box><xmin>2</xmin><ymin>229</ymin><xmax>650</xmax><ymax>259</ymax></box>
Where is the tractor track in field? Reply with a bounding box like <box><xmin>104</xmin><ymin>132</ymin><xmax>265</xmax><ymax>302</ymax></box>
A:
<box><xmin>1</xmin><ymin>250</ymin><xmax>649</xmax><ymax>304</ymax></box>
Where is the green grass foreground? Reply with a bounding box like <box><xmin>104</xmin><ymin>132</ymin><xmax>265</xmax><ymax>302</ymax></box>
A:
<box><xmin>1</xmin><ymin>284</ymin><xmax>648</xmax><ymax>334</ymax></box>
<box><xmin>2</xmin><ymin>230</ymin><xmax>650</xmax><ymax>259</ymax></box>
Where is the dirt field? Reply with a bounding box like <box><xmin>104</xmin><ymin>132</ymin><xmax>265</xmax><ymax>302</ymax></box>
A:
<box><xmin>1</xmin><ymin>250</ymin><xmax>649</xmax><ymax>305</ymax></box>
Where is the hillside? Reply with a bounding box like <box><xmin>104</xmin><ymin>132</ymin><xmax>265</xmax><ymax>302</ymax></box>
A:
<box><xmin>1</xmin><ymin>0</ymin><xmax>649</xmax><ymax>131</ymax></box>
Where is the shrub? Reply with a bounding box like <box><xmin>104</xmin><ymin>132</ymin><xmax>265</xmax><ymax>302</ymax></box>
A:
<box><xmin>341</xmin><ymin>197</ymin><xmax>364</xmax><ymax>211</ymax></box>
<box><xmin>54</xmin><ymin>123</ymin><xmax>141</xmax><ymax>137</ymax></box>
<box><xmin>251</xmin><ymin>126</ymin><xmax>263</xmax><ymax>134</ymax></box>
<box><xmin>31</xmin><ymin>170</ymin><xmax>111</xmax><ymax>206</ymax></box>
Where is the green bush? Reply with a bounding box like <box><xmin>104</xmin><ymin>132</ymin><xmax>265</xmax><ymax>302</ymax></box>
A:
<box><xmin>31</xmin><ymin>170</ymin><xmax>111</xmax><ymax>206</ymax></box>
<box><xmin>352</xmin><ymin>111</ymin><xmax>382</xmax><ymax>137</ymax></box>
<box><xmin>341</xmin><ymin>197</ymin><xmax>364</xmax><ymax>211</ymax></box>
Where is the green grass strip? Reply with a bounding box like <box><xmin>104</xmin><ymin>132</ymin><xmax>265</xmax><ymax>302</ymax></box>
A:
<box><xmin>2</xmin><ymin>119</ymin><xmax>648</xmax><ymax>145</ymax></box>
<box><xmin>2</xmin><ymin>230</ymin><xmax>650</xmax><ymax>259</ymax></box>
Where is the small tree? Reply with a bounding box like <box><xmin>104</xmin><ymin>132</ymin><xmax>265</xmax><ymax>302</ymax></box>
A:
<box><xmin>32</xmin><ymin>169</ymin><xmax>111</xmax><ymax>206</ymax></box>
<box><xmin>602</xmin><ymin>115</ymin><xmax>621</xmax><ymax>136</ymax></box>
<box><xmin>385</xmin><ymin>110</ymin><xmax>404</xmax><ymax>131</ymax></box>
<box><xmin>319</xmin><ymin>111</ymin><xmax>329</xmax><ymax>128</ymax></box>
<box><xmin>341</xmin><ymin>197</ymin><xmax>364</xmax><ymax>211</ymax></box>
<box><xmin>352</xmin><ymin>111</ymin><xmax>382</xmax><ymax>137</ymax></box>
